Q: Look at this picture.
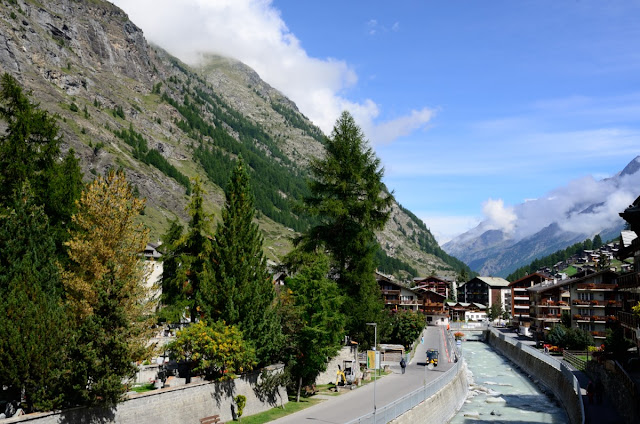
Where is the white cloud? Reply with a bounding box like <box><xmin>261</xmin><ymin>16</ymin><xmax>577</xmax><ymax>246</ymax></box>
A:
<box><xmin>110</xmin><ymin>0</ymin><xmax>427</xmax><ymax>140</ymax></box>
<box><xmin>368</xmin><ymin>108</ymin><xmax>435</xmax><ymax>145</ymax></box>
<box><xmin>482</xmin><ymin>198</ymin><xmax>517</xmax><ymax>234</ymax></box>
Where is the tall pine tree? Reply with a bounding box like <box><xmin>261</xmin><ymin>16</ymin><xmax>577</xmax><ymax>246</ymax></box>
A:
<box><xmin>160</xmin><ymin>178</ymin><xmax>213</xmax><ymax>323</ymax></box>
<box><xmin>0</xmin><ymin>184</ymin><xmax>70</xmax><ymax>412</ymax></box>
<box><xmin>296</xmin><ymin>111</ymin><xmax>392</xmax><ymax>343</ymax></box>
<box><xmin>203</xmin><ymin>157</ymin><xmax>283</xmax><ymax>365</ymax></box>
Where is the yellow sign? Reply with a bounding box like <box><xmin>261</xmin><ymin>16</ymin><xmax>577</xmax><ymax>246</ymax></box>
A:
<box><xmin>367</xmin><ymin>350</ymin><xmax>377</xmax><ymax>369</ymax></box>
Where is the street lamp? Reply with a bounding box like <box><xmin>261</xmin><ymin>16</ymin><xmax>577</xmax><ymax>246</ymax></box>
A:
<box><xmin>366</xmin><ymin>322</ymin><xmax>377</xmax><ymax>422</ymax></box>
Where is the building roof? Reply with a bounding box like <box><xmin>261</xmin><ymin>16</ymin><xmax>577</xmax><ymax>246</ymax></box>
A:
<box><xmin>508</xmin><ymin>272</ymin><xmax>551</xmax><ymax>287</ymax></box>
<box><xmin>459</xmin><ymin>276</ymin><xmax>510</xmax><ymax>288</ymax></box>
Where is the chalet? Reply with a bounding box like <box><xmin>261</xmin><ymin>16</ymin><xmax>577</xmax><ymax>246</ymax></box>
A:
<box><xmin>414</xmin><ymin>288</ymin><xmax>449</xmax><ymax>325</ymax></box>
<box><xmin>528</xmin><ymin>277</ymin><xmax>572</xmax><ymax>341</ymax></box>
<box><xmin>458</xmin><ymin>277</ymin><xmax>510</xmax><ymax>314</ymax></box>
<box><xmin>375</xmin><ymin>271</ymin><xmax>421</xmax><ymax>311</ymax></box>
<box><xmin>413</xmin><ymin>275</ymin><xmax>451</xmax><ymax>298</ymax></box>
<box><xmin>446</xmin><ymin>301</ymin><xmax>487</xmax><ymax>322</ymax></box>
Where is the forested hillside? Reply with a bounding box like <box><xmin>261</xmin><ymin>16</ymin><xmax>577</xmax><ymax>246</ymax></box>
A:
<box><xmin>0</xmin><ymin>0</ymin><xmax>470</xmax><ymax>281</ymax></box>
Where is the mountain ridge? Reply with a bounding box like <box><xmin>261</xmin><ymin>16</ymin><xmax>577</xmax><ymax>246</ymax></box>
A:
<box><xmin>0</xmin><ymin>0</ymin><xmax>468</xmax><ymax>280</ymax></box>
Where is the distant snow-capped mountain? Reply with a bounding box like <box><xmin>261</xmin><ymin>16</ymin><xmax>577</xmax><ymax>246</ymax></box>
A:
<box><xmin>443</xmin><ymin>156</ymin><xmax>640</xmax><ymax>277</ymax></box>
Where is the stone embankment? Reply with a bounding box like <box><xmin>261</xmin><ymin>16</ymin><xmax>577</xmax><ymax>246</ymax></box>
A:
<box><xmin>485</xmin><ymin>328</ymin><xmax>584</xmax><ymax>424</ymax></box>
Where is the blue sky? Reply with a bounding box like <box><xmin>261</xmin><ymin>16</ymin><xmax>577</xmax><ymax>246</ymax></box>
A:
<box><xmin>111</xmin><ymin>0</ymin><xmax>640</xmax><ymax>242</ymax></box>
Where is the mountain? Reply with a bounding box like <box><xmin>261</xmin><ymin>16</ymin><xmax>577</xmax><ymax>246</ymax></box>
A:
<box><xmin>0</xmin><ymin>0</ymin><xmax>468</xmax><ymax>280</ymax></box>
<box><xmin>443</xmin><ymin>156</ymin><xmax>640</xmax><ymax>277</ymax></box>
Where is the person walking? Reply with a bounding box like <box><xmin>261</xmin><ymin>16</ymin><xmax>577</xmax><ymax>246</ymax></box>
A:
<box><xmin>400</xmin><ymin>356</ymin><xmax>406</xmax><ymax>374</ymax></box>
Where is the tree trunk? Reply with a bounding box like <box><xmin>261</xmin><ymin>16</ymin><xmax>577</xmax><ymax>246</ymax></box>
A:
<box><xmin>296</xmin><ymin>376</ymin><xmax>302</xmax><ymax>402</ymax></box>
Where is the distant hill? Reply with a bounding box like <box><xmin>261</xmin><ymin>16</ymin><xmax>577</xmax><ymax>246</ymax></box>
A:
<box><xmin>0</xmin><ymin>0</ymin><xmax>470</xmax><ymax>281</ymax></box>
<box><xmin>443</xmin><ymin>156</ymin><xmax>640</xmax><ymax>277</ymax></box>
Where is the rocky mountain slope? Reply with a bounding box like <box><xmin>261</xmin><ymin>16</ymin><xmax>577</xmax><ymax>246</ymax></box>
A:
<box><xmin>443</xmin><ymin>156</ymin><xmax>640</xmax><ymax>277</ymax></box>
<box><xmin>0</xmin><ymin>0</ymin><xmax>468</xmax><ymax>281</ymax></box>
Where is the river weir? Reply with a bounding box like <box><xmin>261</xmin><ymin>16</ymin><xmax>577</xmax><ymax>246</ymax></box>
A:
<box><xmin>449</xmin><ymin>334</ymin><xmax>568</xmax><ymax>423</ymax></box>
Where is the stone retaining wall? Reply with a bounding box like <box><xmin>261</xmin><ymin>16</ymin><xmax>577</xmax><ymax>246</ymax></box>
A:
<box><xmin>389</xmin><ymin>362</ymin><xmax>469</xmax><ymax>424</ymax></box>
<box><xmin>3</xmin><ymin>366</ymin><xmax>287</xmax><ymax>424</ymax></box>
<box><xmin>486</xmin><ymin>329</ymin><xmax>584</xmax><ymax>424</ymax></box>
<box><xmin>586</xmin><ymin>360</ymin><xmax>639</xmax><ymax>424</ymax></box>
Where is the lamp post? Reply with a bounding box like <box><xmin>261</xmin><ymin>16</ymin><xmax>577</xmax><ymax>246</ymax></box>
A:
<box><xmin>366</xmin><ymin>322</ymin><xmax>377</xmax><ymax>422</ymax></box>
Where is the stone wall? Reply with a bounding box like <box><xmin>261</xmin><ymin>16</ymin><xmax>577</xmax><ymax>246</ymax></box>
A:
<box><xmin>315</xmin><ymin>345</ymin><xmax>361</xmax><ymax>386</ymax></box>
<box><xmin>3</xmin><ymin>366</ymin><xmax>287</xmax><ymax>424</ymax></box>
<box><xmin>389</xmin><ymin>362</ymin><xmax>469</xmax><ymax>424</ymax></box>
<box><xmin>485</xmin><ymin>329</ymin><xmax>584</xmax><ymax>424</ymax></box>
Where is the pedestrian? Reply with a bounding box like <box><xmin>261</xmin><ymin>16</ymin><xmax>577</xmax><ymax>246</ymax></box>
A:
<box><xmin>586</xmin><ymin>380</ymin><xmax>595</xmax><ymax>404</ymax></box>
<box><xmin>400</xmin><ymin>357</ymin><xmax>406</xmax><ymax>374</ymax></box>
<box><xmin>595</xmin><ymin>379</ymin><xmax>604</xmax><ymax>404</ymax></box>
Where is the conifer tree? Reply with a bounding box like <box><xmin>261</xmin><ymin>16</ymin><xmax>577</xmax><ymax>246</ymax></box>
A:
<box><xmin>63</xmin><ymin>171</ymin><xmax>153</xmax><ymax>406</ymax></box>
<box><xmin>204</xmin><ymin>157</ymin><xmax>283</xmax><ymax>364</ymax></box>
<box><xmin>161</xmin><ymin>178</ymin><xmax>212</xmax><ymax>323</ymax></box>
<box><xmin>0</xmin><ymin>185</ymin><xmax>70</xmax><ymax>412</ymax></box>
<box><xmin>297</xmin><ymin>111</ymin><xmax>392</xmax><ymax>343</ymax></box>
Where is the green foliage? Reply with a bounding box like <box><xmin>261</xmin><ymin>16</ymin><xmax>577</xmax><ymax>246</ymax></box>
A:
<box><xmin>270</xmin><ymin>101</ymin><xmax>324</xmax><ymax>143</ymax></box>
<box><xmin>114</xmin><ymin>124</ymin><xmax>191</xmax><ymax>193</ymax></box>
<box><xmin>375</xmin><ymin>248</ymin><xmax>418</xmax><ymax>278</ymax></box>
<box><xmin>0</xmin><ymin>73</ymin><xmax>83</xmax><ymax>259</ymax></box>
<box><xmin>112</xmin><ymin>105</ymin><xmax>125</xmax><ymax>119</ymax></box>
<box><xmin>234</xmin><ymin>395</ymin><xmax>247</xmax><ymax>419</ymax></box>
<box><xmin>487</xmin><ymin>302</ymin><xmax>504</xmax><ymax>321</ymax></box>
<box><xmin>605</xmin><ymin>326</ymin><xmax>634</xmax><ymax>360</ymax></box>
<box><xmin>167</xmin><ymin>321</ymin><xmax>256</xmax><ymax>380</ymax></box>
<box><xmin>161</xmin><ymin>179</ymin><xmax>212</xmax><ymax>323</ymax></box>
<box><xmin>202</xmin><ymin>158</ymin><xmax>283</xmax><ymax>365</ymax></box>
<box><xmin>69</xmin><ymin>102</ymin><xmax>78</xmax><ymax>112</ymax></box>
<box><xmin>296</xmin><ymin>111</ymin><xmax>391</xmax><ymax>342</ymax></box>
<box><xmin>281</xmin><ymin>253</ymin><xmax>345</xmax><ymax>393</ymax></box>
<box><xmin>387</xmin><ymin>310</ymin><xmax>425</xmax><ymax>349</ymax></box>
<box><xmin>546</xmin><ymin>324</ymin><xmax>594</xmax><ymax>350</ymax></box>
<box><xmin>0</xmin><ymin>186</ymin><xmax>70</xmax><ymax>412</ymax></box>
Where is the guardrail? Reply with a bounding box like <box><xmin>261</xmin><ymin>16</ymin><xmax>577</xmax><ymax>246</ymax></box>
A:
<box><xmin>345</xmin><ymin>359</ymin><xmax>462</xmax><ymax>424</ymax></box>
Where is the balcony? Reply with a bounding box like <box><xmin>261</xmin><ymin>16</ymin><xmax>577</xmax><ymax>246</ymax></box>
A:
<box><xmin>381</xmin><ymin>289</ymin><xmax>401</xmax><ymax>295</ymax></box>
<box><xmin>591</xmin><ymin>331</ymin><xmax>607</xmax><ymax>339</ymax></box>
<box><xmin>514</xmin><ymin>304</ymin><xmax>530</xmax><ymax>309</ymax></box>
<box><xmin>576</xmin><ymin>283</ymin><xmax>617</xmax><ymax>291</ymax></box>
<box><xmin>605</xmin><ymin>300</ymin><xmax>622</xmax><ymax>308</ymax></box>
<box><xmin>618</xmin><ymin>311</ymin><xmax>640</xmax><ymax>330</ymax></box>
<box><xmin>618</xmin><ymin>272</ymin><xmax>640</xmax><ymax>290</ymax></box>
<box><xmin>573</xmin><ymin>314</ymin><xmax>591</xmax><ymax>322</ymax></box>
<box><xmin>513</xmin><ymin>296</ymin><xmax>529</xmax><ymax>301</ymax></box>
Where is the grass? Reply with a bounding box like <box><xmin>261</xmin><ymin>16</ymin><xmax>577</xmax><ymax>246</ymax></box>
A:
<box><xmin>130</xmin><ymin>383</ymin><xmax>155</xmax><ymax>393</ymax></box>
<box><xmin>239</xmin><ymin>396</ymin><xmax>323</xmax><ymax>424</ymax></box>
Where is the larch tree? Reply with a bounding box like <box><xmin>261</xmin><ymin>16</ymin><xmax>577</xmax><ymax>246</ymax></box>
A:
<box><xmin>160</xmin><ymin>178</ymin><xmax>213</xmax><ymax>323</ymax></box>
<box><xmin>0</xmin><ymin>185</ymin><xmax>70</xmax><ymax>412</ymax></box>
<box><xmin>204</xmin><ymin>157</ymin><xmax>283</xmax><ymax>365</ymax></box>
<box><xmin>63</xmin><ymin>171</ymin><xmax>153</xmax><ymax>406</ymax></box>
<box><xmin>297</xmin><ymin>111</ymin><xmax>392</xmax><ymax>343</ymax></box>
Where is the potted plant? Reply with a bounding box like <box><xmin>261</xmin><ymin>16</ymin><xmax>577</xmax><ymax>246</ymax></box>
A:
<box><xmin>453</xmin><ymin>332</ymin><xmax>464</xmax><ymax>340</ymax></box>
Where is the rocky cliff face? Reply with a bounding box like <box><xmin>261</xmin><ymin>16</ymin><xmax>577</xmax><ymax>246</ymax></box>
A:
<box><xmin>0</xmin><ymin>0</ymin><xmax>460</xmax><ymax>280</ymax></box>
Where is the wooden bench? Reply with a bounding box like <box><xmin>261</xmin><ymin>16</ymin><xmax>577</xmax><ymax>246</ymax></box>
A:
<box><xmin>199</xmin><ymin>414</ymin><xmax>223</xmax><ymax>424</ymax></box>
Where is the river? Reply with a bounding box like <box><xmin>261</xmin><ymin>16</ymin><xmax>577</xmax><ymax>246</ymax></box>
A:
<box><xmin>448</xmin><ymin>335</ymin><xmax>568</xmax><ymax>423</ymax></box>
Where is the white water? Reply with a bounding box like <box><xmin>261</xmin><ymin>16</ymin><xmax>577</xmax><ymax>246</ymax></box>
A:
<box><xmin>448</xmin><ymin>338</ymin><xmax>568</xmax><ymax>423</ymax></box>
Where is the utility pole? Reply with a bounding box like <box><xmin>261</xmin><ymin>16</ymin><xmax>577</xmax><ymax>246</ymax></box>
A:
<box><xmin>366</xmin><ymin>322</ymin><xmax>377</xmax><ymax>423</ymax></box>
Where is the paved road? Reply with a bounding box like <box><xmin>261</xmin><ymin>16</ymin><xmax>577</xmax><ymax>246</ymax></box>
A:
<box><xmin>271</xmin><ymin>326</ymin><xmax>454</xmax><ymax>424</ymax></box>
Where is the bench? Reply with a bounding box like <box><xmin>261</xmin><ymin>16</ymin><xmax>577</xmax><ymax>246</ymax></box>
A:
<box><xmin>199</xmin><ymin>414</ymin><xmax>223</xmax><ymax>424</ymax></box>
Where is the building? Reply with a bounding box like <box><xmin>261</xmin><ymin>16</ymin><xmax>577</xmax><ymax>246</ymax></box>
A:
<box><xmin>413</xmin><ymin>275</ymin><xmax>451</xmax><ymax>298</ymax></box>
<box><xmin>446</xmin><ymin>301</ymin><xmax>487</xmax><ymax>322</ymax></box>
<box><xmin>568</xmin><ymin>270</ymin><xmax>620</xmax><ymax>343</ymax></box>
<box><xmin>528</xmin><ymin>278</ymin><xmax>572</xmax><ymax>340</ymax></box>
<box><xmin>415</xmin><ymin>288</ymin><xmax>449</xmax><ymax>325</ymax></box>
<box><xmin>617</xmin><ymin>196</ymin><xmax>640</xmax><ymax>350</ymax></box>
<box><xmin>510</xmin><ymin>273</ymin><xmax>553</xmax><ymax>335</ymax></box>
<box><xmin>375</xmin><ymin>272</ymin><xmax>421</xmax><ymax>311</ymax></box>
<box><xmin>459</xmin><ymin>277</ymin><xmax>511</xmax><ymax>314</ymax></box>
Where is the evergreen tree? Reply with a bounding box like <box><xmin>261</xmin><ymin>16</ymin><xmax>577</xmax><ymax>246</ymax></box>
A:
<box><xmin>282</xmin><ymin>253</ymin><xmax>344</xmax><ymax>401</ymax></box>
<box><xmin>63</xmin><ymin>171</ymin><xmax>153</xmax><ymax>406</ymax></box>
<box><xmin>0</xmin><ymin>73</ymin><xmax>83</xmax><ymax>256</ymax></box>
<box><xmin>297</xmin><ymin>111</ymin><xmax>392</xmax><ymax>342</ymax></box>
<box><xmin>161</xmin><ymin>179</ymin><xmax>212</xmax><ymax>323</ymax></box>
<box><xmin>0</xmin><ymin>185</ymin><xmax>70</xmax><ymax>412</ymax></box>
<box><xmin>204</xmin><ymin>157</ymin><xmax>283</xmax><ymax>364</ymax></box>
<box><xmin>592</xmin><ymin>233</ymin><xmax>603</xmax><ymax>250</ymax></box>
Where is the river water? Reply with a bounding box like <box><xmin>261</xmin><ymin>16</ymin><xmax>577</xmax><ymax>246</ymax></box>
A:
<box><xmin>448</xmin><ymin>336</ymin><xmax>568</xmax><ymax>423</ymax></box>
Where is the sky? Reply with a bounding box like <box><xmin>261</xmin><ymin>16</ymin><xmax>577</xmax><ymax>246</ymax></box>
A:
<box><xmin>110</xmin><ymin>0</ymin><xmax>640</xmax><ymax>243</ymax></box>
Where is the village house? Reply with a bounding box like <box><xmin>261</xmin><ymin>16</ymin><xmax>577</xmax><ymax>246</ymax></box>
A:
<box><xmin>510</xmin><ymin>272</ymin><xmax>553</xmax><ymax>336</ymax></box>
<box><xmin>413</xmin><ymin>275</ymin><xmax>451</xmax><ymax>298</ymax></box>
<box><xmin>375</xmin><ymin>271</ymin><xmax>421</xmax><ymax>311</ymax></box>
<box><xmin>458</xmin><ymin>276</ymin><xmax>511</xmax><ymax>315</ymax></box>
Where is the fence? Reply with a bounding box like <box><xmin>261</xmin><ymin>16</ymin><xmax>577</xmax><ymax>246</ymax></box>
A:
<box><xmin>562</xmin><ymin>350</ymin><xmax>588</xmax><ymax>371</ymax></box>
<box><xmin>346</xmin><ymin>329</ymin><xmax>463</xmax><ymax>424</ymax></box>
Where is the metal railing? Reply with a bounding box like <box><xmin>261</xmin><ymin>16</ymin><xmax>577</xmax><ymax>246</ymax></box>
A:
<box><xmin>345</xmin><ymin>359</ymin><xmax>462</xmax><ymax>424</ymax></box>
<box><xmin>346</xmin><ymin>329</ymin><xmax>462</xmax><ymax>424</ymax></box>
